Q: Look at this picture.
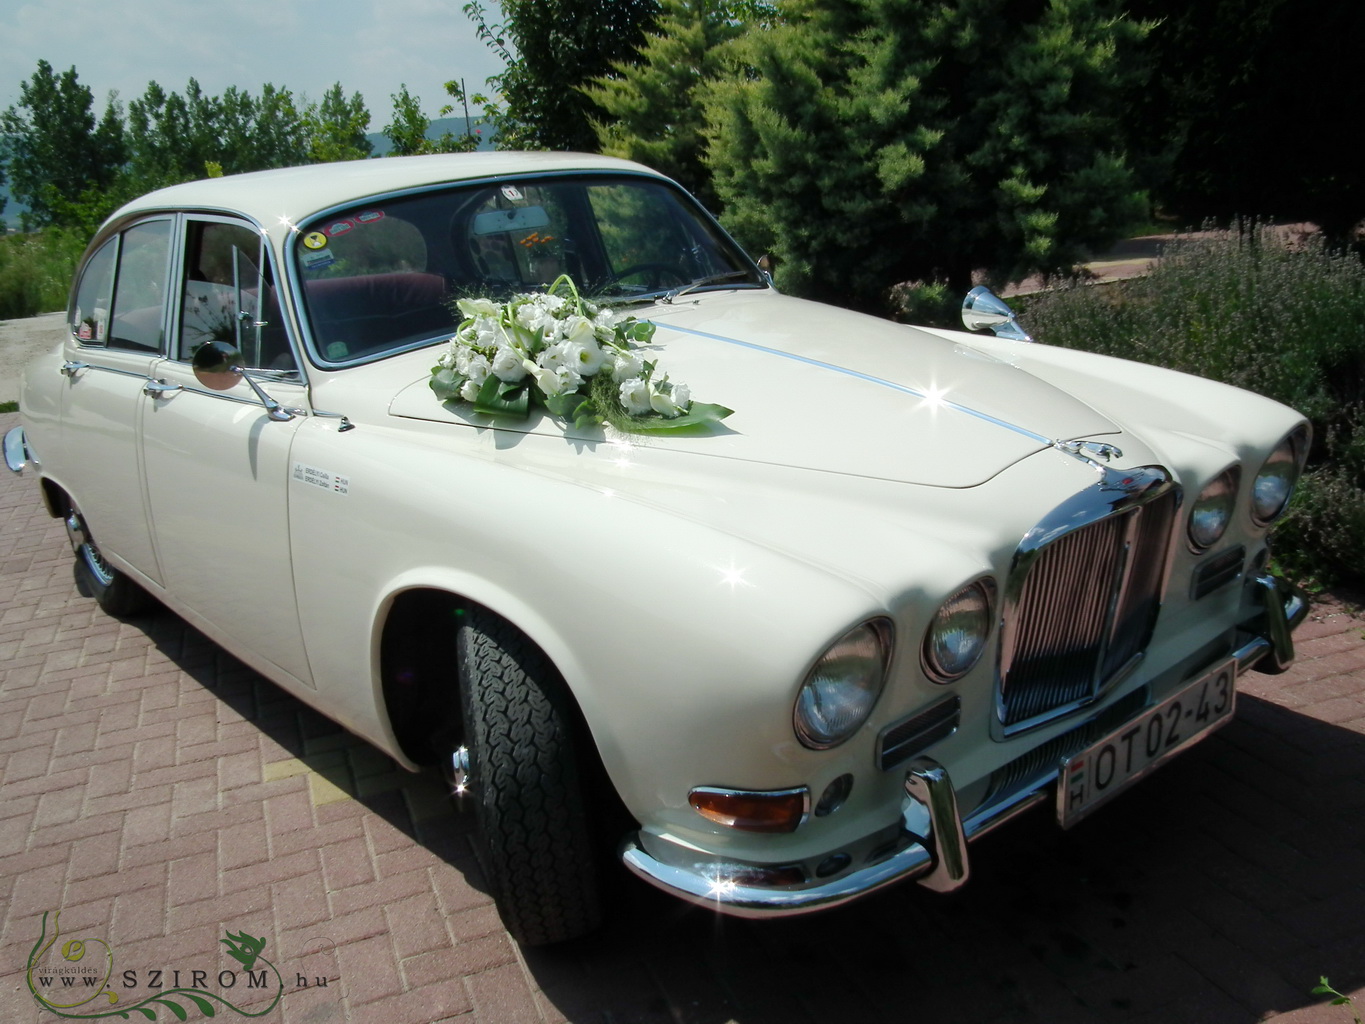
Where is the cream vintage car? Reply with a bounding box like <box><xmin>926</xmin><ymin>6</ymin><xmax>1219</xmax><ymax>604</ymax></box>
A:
<box><xmin>4</xmin><ymin>153</ymin><xmax>1309</xmax><ymax>946</ymax></box>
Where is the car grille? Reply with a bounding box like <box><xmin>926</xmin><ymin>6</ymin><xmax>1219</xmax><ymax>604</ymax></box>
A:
<box><xmin>997</xmin><ymin>470</ymin><xmax>1178</xmax><ymax>733</ymax></box>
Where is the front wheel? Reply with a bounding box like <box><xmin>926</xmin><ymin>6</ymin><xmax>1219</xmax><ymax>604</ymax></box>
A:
<box><xmin>454</xmin><ymin>606</ymin><xmax>603</xmax><ymax>945</ymax></box>
<box><xmin>65</xmin><ymin>503</ymin><xmax>152</xmax><ymax>617</ymax></box>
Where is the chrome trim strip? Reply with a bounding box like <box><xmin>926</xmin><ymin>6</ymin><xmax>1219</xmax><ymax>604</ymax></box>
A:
<box><xmin>652</xmin><ymin>323</ymin><xmax>1054</xmax><ymax>446</ymax></box>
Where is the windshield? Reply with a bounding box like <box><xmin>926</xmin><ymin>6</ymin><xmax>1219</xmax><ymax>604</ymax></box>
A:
<box><xmin>293</xmin><ymin>174</ymin><xmax>762</xmax><ymax>365</ymax></box>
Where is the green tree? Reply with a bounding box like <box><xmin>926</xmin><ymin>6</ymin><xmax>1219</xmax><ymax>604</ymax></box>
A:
<box><xmin>382</xmin><ymin>85</ymin><xmax>478</xmax><ymax>155</ymax></box>
<box><xmin>463</xmin><ymin>0</ymin><xmax>661</xmax><ymax>150</ymax></box>
<box><xmin>307</xmin><ymin>83</ymin><xmax>374</xmax><ymax>162</ymax></box>
<box><xmin>705</xmin><ymin>0</ymin><xmax>1150</xmax><ymax>314</ymax></box>
<box><xmin>584</xmin><ymin>0</ymin><xmax>757</xmax><ymax>204</ymax></box>
<box><xmin>0</xmin><ymin>60</ymin><xmax>124</xmax><ymax>228</ymax></box>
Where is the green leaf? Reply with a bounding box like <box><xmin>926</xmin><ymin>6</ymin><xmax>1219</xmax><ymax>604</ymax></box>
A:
<box><xmin>152</xmin><ymin>997</ymin><xmax>189</xmax><ymax>1021</ymax></box>
<box><xmin>181</xmin><ymin>992</ymin><xmax>217</xmax><ymax>1016</ymax></box>
<box><xmin>471</xmin><ymin>376</ymin><xmax>530</xmax><ymax>419</ymax></box>
<box><xmin>624</xmin><ymin>402</ymin><xmax>734</xmax><ymax>436</ymax></box>
<box><xmin>429</xmin><ymin>368</ymin><xmax>464</xmax><ymax>401</ymax></box>
<box><xmin>544</xmin><ymin>392</ymin><xmax>589</xmax><ymax>419</ymax></box>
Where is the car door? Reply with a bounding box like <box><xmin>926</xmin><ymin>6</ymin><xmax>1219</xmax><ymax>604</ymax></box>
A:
<box><xmin>59</xmin><ymin>219</ymin><xmax>172</xmax><ymax>585</ymax></box>
<box><xmin>139</xmin><ymin>216</ymin><xmax>315</xmax><ymax>688</ymax></box>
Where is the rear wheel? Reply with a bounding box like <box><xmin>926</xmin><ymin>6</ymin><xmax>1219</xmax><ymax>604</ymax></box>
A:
<box><xmin>65</xmin><ymin>503</ymin><xmax>152</xmax><ymax>617</ymax></box>
<box><xmin>453</xmin><ymin>605</ymin><xmax>603</xmax><ymax>946</ymax></box>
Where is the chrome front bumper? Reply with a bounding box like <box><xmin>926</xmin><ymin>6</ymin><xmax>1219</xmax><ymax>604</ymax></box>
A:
<box><xmin>3</xmin><ymin>426</ymin><xmax>32</xmax><ymax>475</ymax></box>
<box><xmin>621</xmin><ymin>572</ymin><xmax>1309</xmax><ymax>918</ymax></box>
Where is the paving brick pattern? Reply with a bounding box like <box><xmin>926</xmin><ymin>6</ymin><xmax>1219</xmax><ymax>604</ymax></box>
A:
<box><xmin>2</xmin><ymin>407</ymin><xmax>1363</xmax><ymax>1024</ymax></box>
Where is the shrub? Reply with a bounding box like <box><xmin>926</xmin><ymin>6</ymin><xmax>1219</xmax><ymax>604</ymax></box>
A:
<box><xmin>1023</xmin><ymin>221</ymin><xmax>1365</xmax><ymax>588</ymax></box>
<box><xmin>0</xmin><ymin>228</ymin><xmax>87</xmax><ymax>320</ymax></box>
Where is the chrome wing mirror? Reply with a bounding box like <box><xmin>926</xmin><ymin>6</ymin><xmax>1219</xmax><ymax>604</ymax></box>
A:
<box><xmin>192</xmin><ymin>341</ymin><xmax>294</xmax><ymax>421</ymax></box>
<box><xmin>962</xmin><ymin>286</ymin><xmax>1032</xmax><ymax>342</ymax></box>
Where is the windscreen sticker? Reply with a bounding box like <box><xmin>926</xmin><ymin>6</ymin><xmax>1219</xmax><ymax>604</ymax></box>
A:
<box><xmin>355</xmin><ymin>210</ymin><xmax>385</xmax><ymax>224</ymax></box>
<box><xmin>500</xmin><ymin>185</ymin><xmax>523</xmax><ymax>202</ymax></box>
<box><xmin>302</xmin><ymin>231</ymin><xmax>329</xmax><ymax>250</ymax></box>
<box><xmin>324</xmin><ymin>219</ymin><xmax>354</xmax><ymax>237</ymax></box>
<box><xmin>301</xmin><ymin>249</ymin><xmax>336</xmax><ymax>271</ymax></box>
<box><xmin>292</xmin><ymin>462</ymin><xmax>350</xmax><ymax>496</ymax></box>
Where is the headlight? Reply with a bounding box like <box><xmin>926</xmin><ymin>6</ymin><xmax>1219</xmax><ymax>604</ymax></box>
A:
<box><xmin>793</xmin><ymin>619</ymin><xmax>892</xmax><ymax>749</ymax></box>
<box><xmin>1188</xmin><ymin>467</ymin><xmax>1239</xmax><ymax>550</ymax></box>
<box><xmin>922</xmin><ymin>579</ymin><xmax>995</xmax><ymax>683</ymax></box>
<box><xmin>1252</xmin><ymin>426</ymin><xmax>1309</xmax><ymax>526</ymax></box>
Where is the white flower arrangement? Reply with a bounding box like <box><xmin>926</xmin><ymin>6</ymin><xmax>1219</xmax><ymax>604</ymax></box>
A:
<box><xmin>430</xmin><ymin>276</ymin><xmax>731</xmax><ymax>435</ymax></box>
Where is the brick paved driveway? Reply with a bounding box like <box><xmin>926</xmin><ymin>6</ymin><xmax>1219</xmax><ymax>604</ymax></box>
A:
<box><xmin>2</xmin><ymin>407</ymin><xmax>1363</xmax><ymax>1024</ymax></box>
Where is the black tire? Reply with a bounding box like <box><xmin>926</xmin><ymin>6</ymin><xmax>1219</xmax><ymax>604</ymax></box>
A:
<box><xmin>65</xmin><ymin>503</ymin><xmax>152</xmax><ymax>617</ymax></box>
<box><xmin>455</xmin><ymin>606</ymin><xmax>603</xmax><ymax>946</ymax></box>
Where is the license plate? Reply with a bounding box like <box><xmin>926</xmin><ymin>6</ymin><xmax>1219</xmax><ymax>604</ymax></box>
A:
<box><xmin>1057</xmin><ymin>658</ymin><xmax>1236</xmax><ymax>828</ymax></box>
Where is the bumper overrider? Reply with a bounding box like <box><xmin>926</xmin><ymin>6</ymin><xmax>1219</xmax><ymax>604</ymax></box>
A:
<box><xmin>620</xmin><ymin>572</ymin><xmax>1308</xmax><ymax>917</ymax></box>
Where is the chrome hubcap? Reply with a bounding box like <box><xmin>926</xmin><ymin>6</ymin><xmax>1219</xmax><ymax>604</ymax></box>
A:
<box><xmin>66</xmin><ymin>510</ymin><xmax>115</xmax><ymax>587</ymax></box>
<box><xmin>448</xmin><ymin>745</ymin><xmax>473</xmax><ymax>797</ymax></box>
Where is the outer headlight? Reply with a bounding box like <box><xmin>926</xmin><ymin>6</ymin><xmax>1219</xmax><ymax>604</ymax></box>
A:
<box><xmin>922</xmin><ymin>579</ymin><xmax>995</xmax><ymax>683</ymax></box>
<box><xmin>793</xmin><ymin>619</ymin><xmax>893</xmax><ymax>750</ymax></box>
<box><xmin>1188</xmin><ymin>467</ymin><xmax>1239</xmax><ymax>550</ymax></box>
<box><xmin>1252</xmin><ymin>426</ymin><xmax>1309</xmax><ymax>526</ymax></box>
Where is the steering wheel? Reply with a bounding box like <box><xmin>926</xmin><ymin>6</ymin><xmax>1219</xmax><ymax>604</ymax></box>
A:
<box><xmin>602</xmin><ymin>262</ymin><xmax>690</xmax><ymax>291</ymax></box>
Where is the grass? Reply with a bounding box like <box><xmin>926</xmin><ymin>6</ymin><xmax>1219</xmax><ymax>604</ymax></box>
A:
<box><xmin>0</xmin><ymin>228</ymin><xmax>86</xmax><ymax>321</ymax></box>
<box><xmin>0</xmin><ymin>401</ymin><xmax>17</xmax><ymax>414</ymax></box>
<box><xmin>1022</xmin><ymin>221</ymin><xmax>1365</xmax><ymax>589</ymax></box>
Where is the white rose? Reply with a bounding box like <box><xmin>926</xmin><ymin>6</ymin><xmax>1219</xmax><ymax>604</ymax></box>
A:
<box><xmin>611</xmin><ymin>351</ymin><xmax>644</xmax><ymax>382</ymax></box>
<box><xmin>491</xmin><ymin>346</ymin><xmax>528</xmax><ymax>382</ymax></box>
<box><xmin>619</xmin><ymin>378</ymin><xmax>653</xmax><ymax>416</ymax></box>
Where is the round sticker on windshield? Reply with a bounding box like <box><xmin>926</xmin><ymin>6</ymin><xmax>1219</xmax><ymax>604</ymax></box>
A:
<box><xmin>303</xmin><ymin>231</ymin><xmax>328</xmax><ymax>250</ymax></box>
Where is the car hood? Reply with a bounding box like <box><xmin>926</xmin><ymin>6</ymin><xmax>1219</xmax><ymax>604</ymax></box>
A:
<box><xmin>386</xmin><ymin>291</ymin><xmax>1119</xmax><ymax>487</ymax></box>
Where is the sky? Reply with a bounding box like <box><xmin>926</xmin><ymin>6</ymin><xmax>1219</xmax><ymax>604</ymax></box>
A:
<box><xmin>0</xmin><ymin>0</ymin><xmax>508</xmax><ymax>130</ymax></box>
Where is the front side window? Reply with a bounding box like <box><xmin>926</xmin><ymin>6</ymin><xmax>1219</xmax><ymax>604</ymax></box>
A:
<box><xmin>294</xmin><ymin>174</ymin><xmax>761</xmax><ymax>365</ymax></box>
<box><xmin>179</xmin><ymin>219</ymin><xmax>297</xmax><ymax>373</ymax></box>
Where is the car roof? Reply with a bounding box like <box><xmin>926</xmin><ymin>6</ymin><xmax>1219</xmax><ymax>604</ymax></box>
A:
<box><xmin>104</xmin><ymin>152</ymin><xmax>667</xmax><ymax>231</ymax></box>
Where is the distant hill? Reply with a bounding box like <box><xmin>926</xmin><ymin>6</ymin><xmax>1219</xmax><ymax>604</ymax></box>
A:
<box><xmin>366</xmin><ymin>116</ymin><xmax>496</xmax><ymax>156</ymax></box>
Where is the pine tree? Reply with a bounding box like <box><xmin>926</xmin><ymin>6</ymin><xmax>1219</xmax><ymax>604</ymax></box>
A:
<box><xmin>705</xmin><ymin>0</ymin><xmax>1150</xmax><ymax>314</ymax></box>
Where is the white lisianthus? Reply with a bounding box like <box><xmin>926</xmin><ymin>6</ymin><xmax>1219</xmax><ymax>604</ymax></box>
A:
<box><xmin>619</xmin><ymin>378</ymin><xmax>653</xmax><ymax>416</ymax></box>
<box><xmin>611</xmin><ymin>351</ymin><xmax>644</xmax><ymax>382</ymax></box>
<box><xmin>459</xmin><ymin>379</ymin><xmax>482</xmax><ymax>402</ymax></box>
<box><xmin>491</xmin><ymin>346</ymin><xmax>528</xmax><ymax>382</ymax></box>
<box><xmin>438</xmin><ymin>342</ymin><xmax>460</xmax><ymax>370</ymax></box>
<box><xmin>459</xmin><ymin>350</ymin><xmax>491</xmax><ymax>385</ymax></box>
<box><xmin>671</xmin><ymin>382</ymin><xmax>691</xmax><ymax>409</ymax></box>
<box><xmin>649</xmin><ymin>385</ymin><xmax>685</xmax><ymax>418</ymax></box>
<box><xmin>538</xmin><ymin>342</ymin><xmax>578</xmax><ymax>373</ymax></box>
<box><xmin>562</xmin><ymin>314</ymin><xmax>595</xmax><ymax>345</ymax></box>
<box><xmin>528</xmin><ymin>361</ymin><xmax>578</xmax><ymax>398</ymax></box>
<box><xmin>456</xmin><ymin>297</ymin><xmax>499</xmax><ymax>318</ymax></box>
<box><xmin>572</xmin><ymin>339</ymin><xmax>607</xmax><ymax>375</ymax></box>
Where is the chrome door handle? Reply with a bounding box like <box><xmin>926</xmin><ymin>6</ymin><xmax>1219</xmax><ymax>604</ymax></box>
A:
<box><xmin>142</xmin><ymin>379</ymin><xmax>183</xmax><ymax>398</ymax></box>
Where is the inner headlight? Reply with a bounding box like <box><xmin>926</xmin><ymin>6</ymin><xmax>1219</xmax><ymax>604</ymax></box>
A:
<box><xmin>1252</xmin><ymin>426</ymin><xmax>1310</xmax><ymax>526</ymax></box>
<box><xmin>923</xmin><ymin>579</ymin><xmax>995</xmax><ymax>683</ymax></box>
<box><xmin>1188</xmin><ymin>467</ymin><xmax>1239</xmax><ymax>550</ymax></box>
<box><xmin>793</xmin><ymin>619</ymin><xmax>892</xmax><ymax>750</ymax></box>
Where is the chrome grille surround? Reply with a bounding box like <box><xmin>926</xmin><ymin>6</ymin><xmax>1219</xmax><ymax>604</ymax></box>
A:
<box><xmin>996</xmin><ymin>465</ymin><xmax>1180</xmax><ymax>736</ymax></box>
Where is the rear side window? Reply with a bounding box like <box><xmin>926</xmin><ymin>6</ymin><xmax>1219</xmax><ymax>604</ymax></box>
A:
<box><xmin>70</xmin><ymin>239</ymin><xmax>116</xmax><ymax>344</ymax></box>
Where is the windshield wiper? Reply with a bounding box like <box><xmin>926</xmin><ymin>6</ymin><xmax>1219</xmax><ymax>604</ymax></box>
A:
<box><xmin>661</xmin><ymin>270</ymin><xmax>754</xmax><ymax>304</ymax></box>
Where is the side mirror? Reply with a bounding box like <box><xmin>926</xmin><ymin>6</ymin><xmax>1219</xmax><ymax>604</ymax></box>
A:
<box><xmin>191</xmin><ymin>341</ymin><xmax>294</xmax><ymax>421</ymax></box>
<box><xmin>961</xmin><ymin>287</ymin><xmax>1032</xmax><ymax>342</ymax></box>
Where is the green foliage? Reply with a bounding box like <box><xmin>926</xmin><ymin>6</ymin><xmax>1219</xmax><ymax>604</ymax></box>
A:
<box><xmin>463</xmin><ymin>0</ymin><xmax>661</xmax><ymax>150</ymax></box>
<box><xmin>584</xmin><ymin>0</ymin><xmax>756</xmax><ymax>206</ymax></box>
<box><xmin>0</xmin><ymin>61</ymin><xmax>124</xmax><ymax>229</ymax></box>
<box><xmin>1313</xmin><ymin>977</ymin><xmax>1362</xmax><ymax>1024</ymax></box>
<box><xmin>704</xmin><ymin>0</ymin><xmax>1150</xmax><ymax>314</ymax></box>
<box><xmin>1124</xmin><ymin>0</ymin><xmax>1365</xmax><ymax>244</ymax></box>
<box><xmin>306</xmin><ymin>84</ymin><xmax>374</xmax><ymax>163</ymax></box>
<box><xmin>1024</xmin><ymin>222</ymin><xmax>1365</xmax><ymax>587</ymax></box>
<box><xmin>0</xmin><ymin>228</ymin><xmax>87</xmax><ymax>319</ymax></box>
<box><xmin>382</xmin><ymin>85</ymin><xmax>478</xmax><ymax>156</ymax></box>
